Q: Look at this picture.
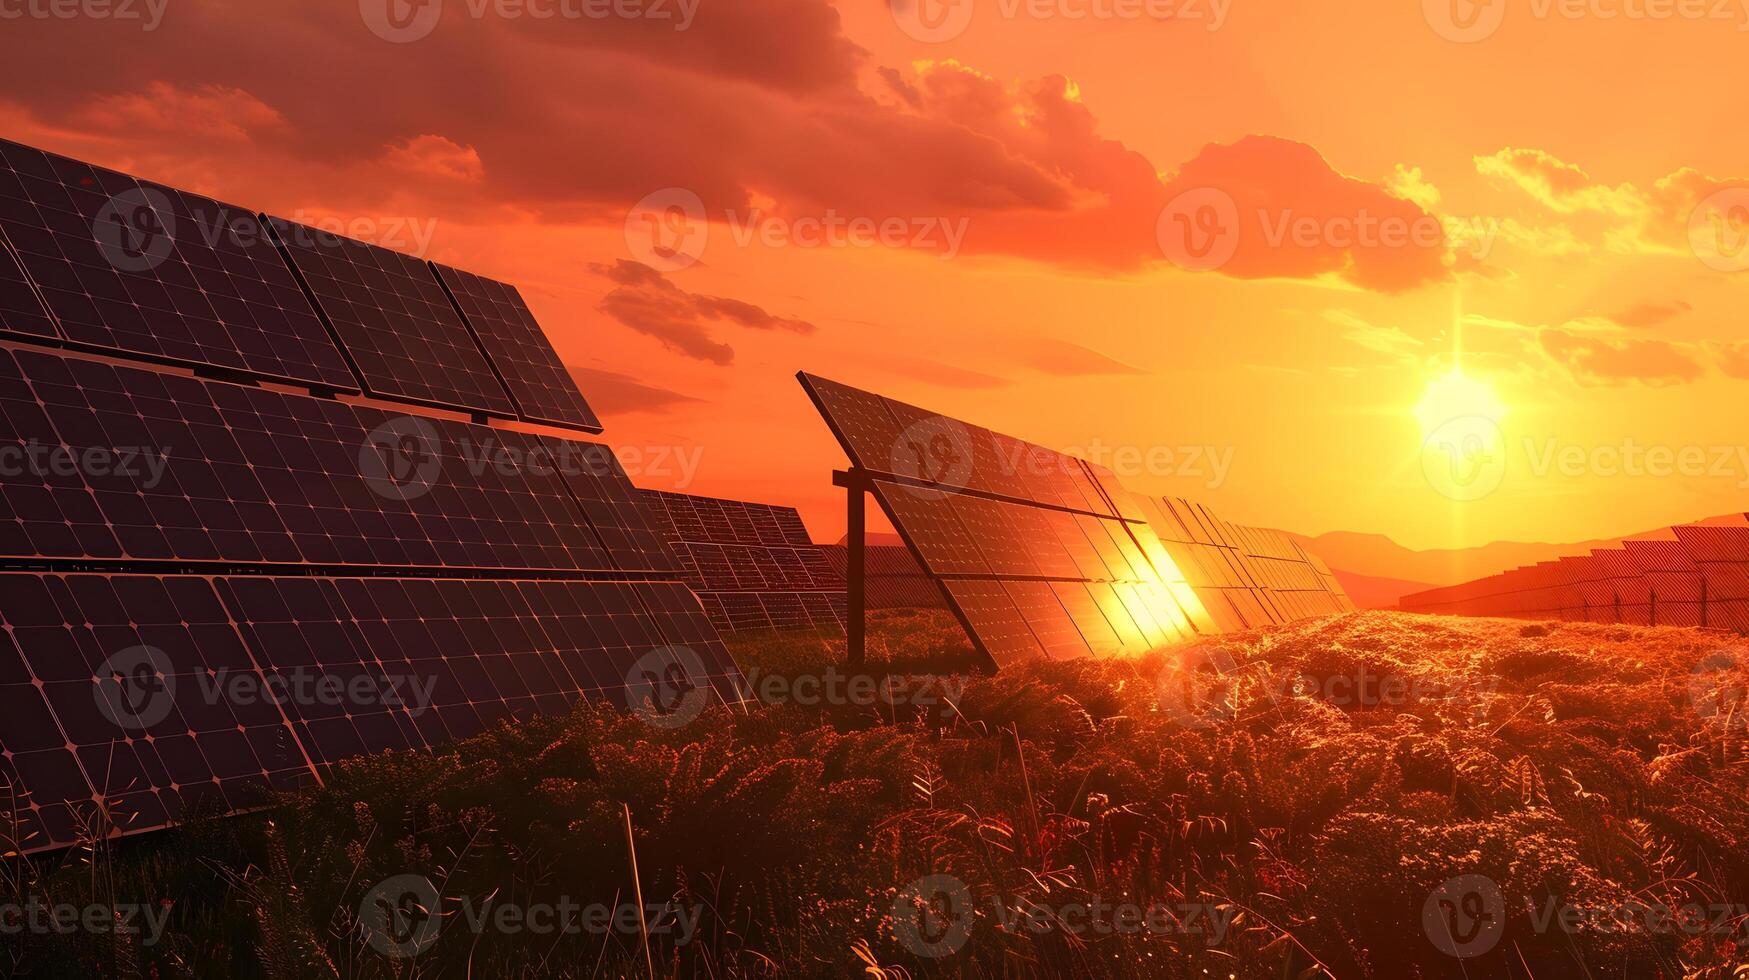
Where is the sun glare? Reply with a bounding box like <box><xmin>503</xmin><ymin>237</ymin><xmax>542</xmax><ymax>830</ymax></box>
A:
<box><xmin>1414</xmin><ymin>368</ymin><xmax>1507</xmax><ymax>437</ymax></box>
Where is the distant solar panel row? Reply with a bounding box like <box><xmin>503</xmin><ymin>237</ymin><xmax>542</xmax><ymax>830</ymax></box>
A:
<box><xmin>0</xmin><ymin>572</ymin><xmax>739</xmax><ymax>852</ymax></box>
<box><xmin>798</xmin><ymin>372</ymin><xmax>1212</xmax><ymax>668</ymax></box>
<box><xmin>0</xmin><ymin>345</ymin><xmax>666</xmax><ymax>572</ymax></box>
<box><xmin>819</xmin><ymin>544</ymin><xmax>950</xmax><ymax>610</ymax></box>
<box><xmin>1142</xmin><ymin>496</ymin><xmax>1354</xmax><ymax>632</ymax></box>
<box><xmin>641</xmin><ymin>489</ymin><xmax>847</xmax><ymax>634</ymax></box>
<box><xmin>1399</xmin><ymin>516</ymin><xmax>1749</xmax><ymax>633</ymax></box>
<box><xmin>0</xmin><ymin>138</ymin><xmax>601</xmax><ymax>432</ymax></box>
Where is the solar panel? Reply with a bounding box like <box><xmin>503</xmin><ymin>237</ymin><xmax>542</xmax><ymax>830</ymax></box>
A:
<box><xmin>0</xmin><ymin>346</ymin><xmax>612</xmax><ymax>570</ymax></box>
<box><xmin>432</xmin><ymin>263</ymin><xmax>603</xmax><ymax>432</ymax></box>
<box><xmin>0</xmin><ymin>572</ymin><xmax>319</xmax><ymax>853</ymax></box>
<box><xmin>267</xmin><ymin>216</ymin><xmax>515</xmax><ymax>417</ymax></box>
<box><xmin>0</xmin><ymin>139</ymin><xmax>359</xmax><ymax>389</ymax></box>
<box><xmin>800</xmin><ymin>372</ymin><xmax>1199</xmax><ymax>667</ymax></box>
<box><xmin>0</xmin><ymin>229</ymin><xmax>58</xmax><ymax>338</ymax></box>
<box><xmin>641</xmin><ymin>489</ymin><xmax>847</xmax><ymax>634</ymax></box>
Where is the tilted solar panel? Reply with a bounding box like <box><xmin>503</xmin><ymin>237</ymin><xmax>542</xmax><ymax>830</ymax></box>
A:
<box><xmin>0</xmin><ymin>572</ymin><xmax>319</xmax><ymax>853</ymax></box>
<box><xmin>800</xmin><ymin>372</ymin><xmax>1201</xmax><ymax>667</ymax></box>
<box><xmin>0</xmin><ymin>139</ymin><xmax>359</xmax><ymax>389</ymax></box>
<box><xmin>432</xmin><ymin>263</ymin><xmax>603</xmax><ymax>432</ymax></box>
<box><xmin>268</xmin><ymin>216</ymin><xmax>515</xmax><ymax>417</ymax></box>
<box><xmin>0</xmin><ymin>228</ymin><xmax>58</xmax><ymax>338</ymax></box>
<box><xmin>0</xmin><ymin>346</ymin><xmax>612</xmax><ymax>570</ymax></box>
<box><xmin>641</xmin><ymin>489</ymin><xmax>847</xmax><ymax>634</ymax></box>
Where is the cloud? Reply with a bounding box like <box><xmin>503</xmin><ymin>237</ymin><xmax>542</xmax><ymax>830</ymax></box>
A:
<box><xmin>1538</xmin><ymin>329</ymin><xmax>1705</xmax><ymax>387</ymax></box>
<box><xmin>590</xmin><ymin>260</ymin><xmax>814</xmax><ymax>365</ymax></box>
<box><xmin>1161</xmin><ymin>136</ymin><xmax>1453</xmax><ymax>292</ymax></box>
<box><xmin>1325</xmin><ymin>310</ymin><xmax>1425</xmax><ymax>363</ymax></box>
<box><xmin>381</xmin><ymin>135</ymin><xmax>485</xmax><ymax>182</ymax></box>
<box><xmin>871</xmin><ymin>355</ymin><xmax>1011</xmax><ymax>389</ymax></box>
<box><xmin>1023</xmin><ymin>340</ymin><xmax>1144</xmax><ymax>376</ymax></box>
<box><xmin>1475</xmin><ymin>147</ymin><xmax>1747</xmax><ymax>254</ymax></box>
<box><xmin>1709</xmin><ymin>342</ymin><xmax>1749</xmax><ymax>380</ymax></box>
<box><xmin>66</xmin><ymin>81</ymin><xmax>289</xmax><ymax>145</ymax></box>
<box><xmin>566</xmin><ymin>365</ymin><xmax>704</xmax><ymax>416</ymax></box>
<box><xmin>1604</xmin><ymin>300</ymin><xmax>1691</xmax><ymax>329</ymax></box>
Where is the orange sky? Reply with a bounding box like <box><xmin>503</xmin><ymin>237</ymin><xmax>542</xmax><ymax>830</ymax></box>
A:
<box><xmin>3</xmin><ymin>0</ymin><xmax>1746</xmax><ymax>550</ymax></box>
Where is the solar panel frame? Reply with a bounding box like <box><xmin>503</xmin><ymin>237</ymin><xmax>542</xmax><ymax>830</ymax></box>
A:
<box><xmin>431</xmin><ymin>262</ymin><xmax>603</xmax><ymax>433</ymax></box>
<box><xmin>0</xmin><ymin>140</ymin><xmax>360</xmax><ymax>390</ymax></box>
<box><xmin>267</xmin><ymin>216</ymin><xmax>516</xmax><ymax>418</ymax></box>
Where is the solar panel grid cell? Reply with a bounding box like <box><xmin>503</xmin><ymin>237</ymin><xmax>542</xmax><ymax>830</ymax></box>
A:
<box><xmin>430</xmin><ymin>263</ymin><xmax>601</xmax><ymax>432</ymax></box>
<box><xmin>0</xmin><ymin>141</ymin><xmax>360</xmax><ymax>390</ymax></box>
<box><xmin>268</xmin><ymin>217</ymin><xmax>514</xmax><ymax>417</ymax></box>
<box><xmin>0</xmin><ymin>227</ymin><xmax>58</xmax><ymax>338</ymax></box>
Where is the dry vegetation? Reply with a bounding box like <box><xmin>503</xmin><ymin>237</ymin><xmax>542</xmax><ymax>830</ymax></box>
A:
<box><xmin>8</xmin><ymin>609</ymin><xmax>1749</xmax><ymax>979</ymax></box>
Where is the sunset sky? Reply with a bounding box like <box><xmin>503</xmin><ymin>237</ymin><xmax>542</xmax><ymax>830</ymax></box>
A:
<box><xmin>2</xmin><ymin>0</ymin><xmax>1746</xmax><ymax>551</ymax></box>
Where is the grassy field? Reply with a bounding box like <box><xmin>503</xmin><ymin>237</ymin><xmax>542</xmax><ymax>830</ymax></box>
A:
<box><xmin>8</xmin><ymin>609</ymin><xmax>1749</xmax><ymax>979</ymax></box>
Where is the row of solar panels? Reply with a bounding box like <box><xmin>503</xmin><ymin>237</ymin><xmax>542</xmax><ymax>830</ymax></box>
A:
<box><xmin>0</xmin><ymin>138</ymin><xmax>601</xmax><ymax>431</ymax></box>
<box><xmin>0</xmin><ymin>572</ymin><xmax>738</xmax><ymax>851</ymax></box>
<box><xmin>0</xmin><ymin>139</ymin><xmax>744</xmax><ymax>853</ymax></box>
<box><xmin>641</xmin><ymin>489</ymin><xmax>848</xmax><ymax>635</ymax></box>
<box><xmin>1399</xmin><ymin>516</ymin><xmax>1749</xmax><ymax>632</ymax></box>
<box><xmin>1143</xmin><ymin>496</ymin><xmax>1354</xmax><ymax>632</ymax></box>
<box><xmin>819</xmin><ymin>544</ymin><xmax>950</xmax><ymax>611</ymax></box>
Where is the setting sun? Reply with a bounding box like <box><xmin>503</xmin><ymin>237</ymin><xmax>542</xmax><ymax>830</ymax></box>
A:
<box><xmin>1414</xmin><ymin>367</ymin><xmax>1508</xmax><ymax>437</ymax></box>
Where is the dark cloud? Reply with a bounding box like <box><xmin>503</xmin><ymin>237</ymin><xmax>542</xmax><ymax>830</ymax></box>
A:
<box><xmin>591</xmin><ymin>260</ymin><xmax>814</xmax><ymax>365</ymax></box>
